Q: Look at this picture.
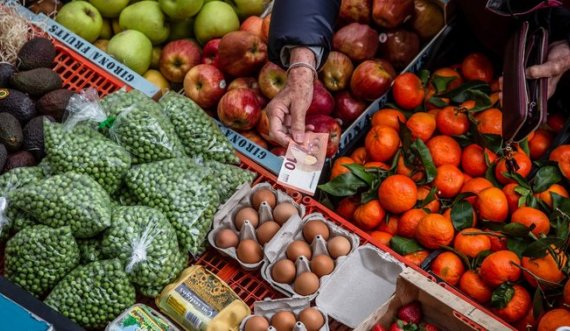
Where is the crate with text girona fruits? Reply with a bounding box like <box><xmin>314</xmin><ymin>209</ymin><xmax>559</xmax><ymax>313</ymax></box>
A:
<box><xmin>317</xmin><ymin>48</ymin><xmax>570</xmax><ymax>330</ymax></box>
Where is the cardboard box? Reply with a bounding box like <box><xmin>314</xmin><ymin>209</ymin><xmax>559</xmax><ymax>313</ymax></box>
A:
<box><xmin>355</xmin><ymin>268</ymin><xmax>510</xmax><ymax>331</ymax></box>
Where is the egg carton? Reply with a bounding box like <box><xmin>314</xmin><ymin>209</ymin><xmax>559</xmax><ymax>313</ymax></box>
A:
<box><xmin>208</xmin><ymin>182</ymin><xmax>306</xmax><ymax>270</ymax></box>
<box><xmin>260</xmin><ymin>213</ymin><xmax>360</xmax><ymax>299</ymax></box>
<box><xmin>239</xmin><ymin>297</ymin><xmax>329</xmax><ymax>331</ymax></box>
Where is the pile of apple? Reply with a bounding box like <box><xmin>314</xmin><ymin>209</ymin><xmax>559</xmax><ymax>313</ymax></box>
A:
<box><xmin>54</xmin><ymin>0</ymin><xmax>444</xmax><ymax>158</ymax></box>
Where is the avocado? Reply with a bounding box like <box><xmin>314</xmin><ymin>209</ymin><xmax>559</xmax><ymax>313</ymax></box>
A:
<box><xmin>3</xmin><ymin>151</ymin><xmax>37</xmax><ymax>173</ymax></box>
<box><xmin>0</xmin><ymin>144</ymin><xmax>6</xmax><ymax>171</ymax></box>
<box><xmin>17</xmin><ymin>37</ymin><xmax>56</xmax><ymax>70</ymax></box>
<box><xmin>0</xmin><ymin>113</ymin><xmax>23</xmax><ymax>152</ymax></box>
<box><xmin>23</xmin><ymin>115</ymin><xmax>53</xmax><ymax>161</ymax></box>
<box><xmin>37</xmin><ymin>89</ymin><xmax>75</xmax><ymax>121</ymax></box>
<box><xmin>9</xmin><ymin>68</ymin><xmax>62</xmax><ymax>97</ymax></box>
<box><xmin>0</xmin><ymin>63</ymin><xmax>15</xmax><ymax>87</ymax></box>
<box><xmin>0</xmin><ymin>88</ymin><xmax>37</xmax><ymax>123</ymax></box>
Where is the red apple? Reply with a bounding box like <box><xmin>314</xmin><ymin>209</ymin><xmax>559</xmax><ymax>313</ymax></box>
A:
<box><xmin>258</xmin><ymin>61</ymin><xmax>287</xmax><ymax>99</ymax></box>
<box><xmin>271</xmin><ymin>146</ymin><xmax>287</xmax><ymax>157</ymax></box>
<box><xmin>378</xmin><ymin>29</ymin><xmax>420</xmax><ymax>70</ymax></box>
<box><xmin>241</xmin><ymin>130</ymin><xmax>269</xmax><ymax>149</ymax></box>
<box><xmin>201</xmin><ymin>38</ymin><xmax>222</xmax><ymax>69</ymax></box>
<box><xmin>183</xmin><ymin>64</ymin><xmax>227</xmax><ymax>109</ymax></box>
<box><xmin>228</xmin><ymin>77</ymin><xmax>268</xmax><ymax>108</ymax></box>
<box><xmin>217</xmin><ymin>88</ymin><xmax>261</xmax><ymax>131</ymax></box>
<box><xmin>159</xmin><ymin>39</ymin><xmax>201</xmax><ymax>83</ymax></box>
<box><xmin>262</xmin><ymin>14</ymin><xmax>271</xmax><ymax>42</ymax></box>
<box><xmin>320</xmin><ymin>51</ymin><xmax>354</xmax><ymax>92</ymax></box>
<box><xmin>350</xmin><ymin>59</ymin><xmax>396</xmax><ymax>101</ymax></box>
<box><xmin>372</xmin><ymin>0</ymin><xmax>414</xmax><ymax>28</ymax></box>
<box><xmin>334</xmin><ymin>91</ymin><xmax>367</xmax><ymax>126</ymax></box>
<box><xmin>240</xmin><ymin>16</ymin><xmax>264</xmax><ymax>40</ymax></box>
<box><xmin>307</xmin><ymin>80</ymin><xmax>335</xmax><ymax>116</ymax></box>
<box><xmin>218</xmin><ymin>31</ymin><xmax>268</xmax><ymax>77</ymax></box>
<box><xmin>333</xmin><ymin>23</ymin><xmax>379</xmax><ymax>62</ymax></box>
<box><xmin>338</xmin><ymin>0</ymin><xmax>372</xmax><ymax>25</ymax></box>
<box><xmin>256</xmin><ymin>110</ymin><xmax>278</xmax><ymax>145</ymax></box>
<box><xmin>306</xmin><ymin>114</ymin><xmax>342</xmax><ymax>157</ymax></box>
<box><xmin>411</xmin><ymin>0</ymin><xmax>444</xmax><ymax>40</ymax></box>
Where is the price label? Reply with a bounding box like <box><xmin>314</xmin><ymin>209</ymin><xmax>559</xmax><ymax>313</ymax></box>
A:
<box><xmin>277</xmin><ymin>132</ymin><xmax>329</xmax><ymax>195</ymax></box>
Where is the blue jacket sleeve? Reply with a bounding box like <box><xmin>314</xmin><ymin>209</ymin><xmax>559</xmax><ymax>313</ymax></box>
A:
<box><xmin>267</xmin><ymin>0</ymin><xmax>340</xmax><ymax>70</ymax></box>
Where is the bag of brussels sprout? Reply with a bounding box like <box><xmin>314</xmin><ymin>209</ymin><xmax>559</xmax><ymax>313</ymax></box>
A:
<box><xmin>0</xmin><ymin>166</ymin><xmax>45</xmax><ymax>240</ymax></box>
<box><xmin>126</xmin><ymin>158</ymin><xmax>220</xmax><ymax>256</ymax></box>
<box><xmin>44</xmin><ymin>120</ymin><xmax>132</xmax><ymax>195</ymax></box>
<box><xmin>111</xmin><ymin>184</ymin><xmax>140</xmax><ymax>207</ymax></box>
<box><xmin>101</xmin><ymin>206</ymin><xmax>186</xmax><ymax>297</ymax></box>
<box><xmin>77</xmin><ymin>237</ymin><xmax>104</xmax><ymax>265</ymax></box>
<box><xmin>8</xmin><ymin>172</ymin><xmax>112</xmax><ymax>238</ymax></box>
<box><xmin>5</xmin><ymin>225</ymin><xmax>80</xmax><ymax>297</ymax></box>
<box><xmin>159</xmin><ymin>92</ymin><xmax>240</xmax><ymax>165</ymax></box>
<box><xmin>45</xmin><ymin>259</ymin><xmax>136</xmax><ymax>329</ymax></box>
<box><xmin>202</xmin><ymin>159</ymin><xmax>256</xmax><ymax>202</ymax></box>
<box><xmin>99</xmin><ymin>89</ymin><xmax>186</xmax><ymax>164</ymax></box>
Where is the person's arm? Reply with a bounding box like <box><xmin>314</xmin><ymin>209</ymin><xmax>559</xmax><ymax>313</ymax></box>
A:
<box><xmin>266</xmin><ymin>0</ymin><xmax>340</xmax><ymax>146</ymax></box>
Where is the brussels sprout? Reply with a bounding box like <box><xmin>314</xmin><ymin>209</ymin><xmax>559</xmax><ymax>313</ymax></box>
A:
<box><xmin>126</xmin><ymin>158</ymin><xmax>219</xmax><ymax>256</ymax></box>
<box><xmin>45</xmin><ymin>259</ymin><xmax>136</xmax><ymax>329</ymax></box>
<box><xmin>101</xmin><ymin>90</ymin><xmax>186</xmax><ymax>164</ymax></box>
<box><xmin>77</xmin><ymin>238</ymin><xmax>103</xmax><ymax>265</ymax></box>
<box><xmin>9</xmin><ymin>172</ymin><xmax>112</xmax><ymax>238</ymax></box>
<box><xmin>5</xmin><ymin>225</ymin><xmax>80</xmax><ymax>297</ymax></box>
<box><xmin>159</xmin><ymin>92</ymin><xmax>239</xmax><ymax>165</ymax></box>
<box><xmin>111</xmin><ymin>183</ymin><xmax>139</xmax><ymax>207</ymax></box>
<box><xmin>44</xmin><ymin>121</ymin><xmax>132</xmax><ymax>194</ymax></box>
<box><xmin>203</xmin><ymin>160</ymin><xmax>256</xmax><ymax>201</ymax></box>
<box><xmin>101</xmin><ymin>206</ymin><xmax>185</xmax><ymax>296</ymax></box>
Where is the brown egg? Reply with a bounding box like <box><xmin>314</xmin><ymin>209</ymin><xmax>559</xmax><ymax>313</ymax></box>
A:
<box><xmin>235</xmin><ymin>207</ymin><xmax>259</xmax><ymax>230</ymax></box>
<box><xmin>252</xmin><ymin>189</ymin><xmax>277</xmax><ymax>210</ymax></box>
<box><xmin>245</xmin><ymin>316</ymin><xmax>270</xmax><ymax>331</ymax></box>
<box><xmin>310</xmin><ymin>255</ymin><xmax>335</xmax><ymax>278</ymax></box>
<box><xmin>327</xmin><ymin>236</ymin><xmax>352</xmax><ymax>259</ymax></box>
<box><xmin>271</xmin><ymin>259</ymin><xmax>296</xmax><ymax>284</ymax></box>
<box><xmin>286</xmin><ymin>240</ymin><xmax>312</xmax><ymax>261</ymax></box>
<box><xmin>298</xmin><ymin>308</ymin><xmax>325</xmax><ymax>331</ymax></box>
<box><xmin>302</xmin><ymin>220</ymin><xmax>330</xmax><ymax>243</ymax></box>
<box><xmin>273</xmin><ymin>203</ymin><xmax>299</xmax><ymax>225</ymax></box>
<box><xmin>293</xmin><ymin>272</ymin><xmax>320</xmax><ymax>296</ymax></box>
<box><xmin>256</xmin><ymin>221</ymin><xmax>281</xmax><ymax>245</ymax></box>
<box><xmin>237</xmin><ymin>239</ymin><xmax>263</xmax><ymax>264</ymax></box>
<box><xmin>214</xmin><ymin>228</ymin><xmax>239</xmax><ymax>249</ymax></box>
<box><xmin>271</xmin><ymin>311</ymin><xmax>296</xmax><ymax>331</ymax></box>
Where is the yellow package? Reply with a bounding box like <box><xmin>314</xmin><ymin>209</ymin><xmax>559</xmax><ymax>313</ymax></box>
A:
<box><xmin>156</xmin><ymin>265</ymin><xmax>250</xmax><ymax>331</ymax></box>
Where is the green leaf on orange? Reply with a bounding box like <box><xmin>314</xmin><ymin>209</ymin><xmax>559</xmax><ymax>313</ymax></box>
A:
<box><xmin>318</xmin><ymin>172</ymin><xmax>368</xmax><ymax>197</ymax></box>
<box><xmin>523</xmin><ymin>237</ymin><xmax>565</xmax><ymax>259</ymax></box>
<box><xmin>432</xmin><ymin>74</ymin><xmax>457</xmax><ymax>94</ymax></box>
<box><xmin>451</xmin><ymin>200</ymin><xmax>474</xmax><ymax>231</ymax></box>
<box><xmin>491</xmin><ymin>283</ymin><xmax>515</xmax><ymax>309</ymax></box>
<box><xmin>345</xmin><ymin>163</ymin><xmax>374</xmax><ymax>186</ymax></box>
<box><xmin>411</xmin><ymin>139</ymin><xmax>437</xmax><ymax>184</ymax></box>
<box><xmin>532</xmin><ymin>165</ymin><xmax>562</xmax><ymax>193</ymax></box>
<box><xmin>390</xmin><ymin>236</ymin><xmax>424</xmax><ymax>255</ymax></box>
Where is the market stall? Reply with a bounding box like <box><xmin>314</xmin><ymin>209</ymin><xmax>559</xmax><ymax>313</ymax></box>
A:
<box><xmin>0</xmin><ymin>0</ymin><xmax>569</xmax><ymax>330</ymax></box>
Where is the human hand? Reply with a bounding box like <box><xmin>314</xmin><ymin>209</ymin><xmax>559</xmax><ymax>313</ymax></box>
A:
<box><xmin>267</xmin><ymin>47</ymin><xmax>316</xmax><ymax>146</ymax></box>
<box><xmin>526</xmin><ymin>40</ymin><xmax>570</xmax><ymax>98</ymax></box>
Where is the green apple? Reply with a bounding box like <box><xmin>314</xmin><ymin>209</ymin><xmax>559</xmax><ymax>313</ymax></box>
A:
<box><xmin>194</xmin><ymin>1</ymin><xmax>239</xmax><ymax>45</ymax></box>
<box><xmin>230</xmin><ymin>0</ymin><xmax>269</xmax><ymax>18</ymax></box>
<box><xmin>94</xmin><ymin>39</ymin><xmax>109</xmax><ymax>52</ymax></box>
<box><xmin>56</xmin><ymin>1</ymin><xmax>103</xmax><ymax>43</ymax></box>
<box><xmin>150</xmin><ymin>47</ymin><xmax>162</xmax><ymax>69</ymax></box>
<box><xmin>89</xmin><ymin>0</ymin><xmax>129</xmax><ymax>18</ymax></box>
<box><xmin>107</xmin><ymin>30</ymin><xmax>153</xmax><ymax>75</ymax></box>
<box><xmin>99</xmin><ymin>19</ymin><xmax>113</xmax><ymax>39</ymax></box>
<box><xmin>119</xmin><ymin>1</ymin><xmax>170</xmax><ymax>45</ymax></box>
<box><xmin>159</xmin><ymin>0</ymin><xmax>203</xmax><ymax>20</ymax></box>
<box><xmin>168</xmin><ymin>18</ymin><xmax>194</xmax><ymax>40</ymax></box>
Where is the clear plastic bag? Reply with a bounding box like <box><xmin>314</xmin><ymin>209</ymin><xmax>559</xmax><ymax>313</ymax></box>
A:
<box><xmin>100</xmin><ymin>89</ymin><xmax>186</xmax><ymax>164</ymax></box>
<box><xmin>8</xmin><ymin>172</ymin><xmax>112</xmax><ymax>238</ymax></box>
<box><xmin>126</xmin><ymin>158</ymin><xmax>220</xmax><ymax>256</ymax></box>
<box><xmin>77</xmin><ymin>237</ymin><xmax>104</xmax><ymax>265</ymax></box>
<box><xmin>202</xmin><ymin>159</ymin><xmax>256</xmax><ymax>202</ymax></box>
<box><xmin>101</xmin><ymin>206</ymin><xmax>186</xmax><ymax>297</ymax></box>
<box><xmin>5</xmin><ymin>225</ymin><xmax>80</xmax><ymax>297</ymax></box>
<box><xmin>159</xmin><ymin>92</ymin><xmax>239</xmax><ymax>165</ymax></box>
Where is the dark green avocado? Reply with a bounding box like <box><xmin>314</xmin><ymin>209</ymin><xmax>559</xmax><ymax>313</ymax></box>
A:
<box><xmin>9</xmin><ymin>68</ymin><xmax>62</xmax><ymax>97</ymax></box>
<box><xmin>17</xmin><ymin>37</ymin><xmax>56</xmax><ymax>70</ymax></box>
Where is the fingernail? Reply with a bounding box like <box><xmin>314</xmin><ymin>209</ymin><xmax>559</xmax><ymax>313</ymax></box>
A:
<box><xmin>293</xmin><ymin>133</ymin><xmax>304</xmax><ymax>143</ymax></box>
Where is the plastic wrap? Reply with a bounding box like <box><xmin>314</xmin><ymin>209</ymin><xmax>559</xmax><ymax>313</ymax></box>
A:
<box><xmin>8</xmin><ymin>172</ymin><xmax>112</xmax><ymax>238</ymax></box>
<box><xmin>77</xmin><ymin>237</ymin><xmax>104</xmax><ymax>265</ymax></box>
<box><xmin>203</xmin><ymin>159</ymin><xmax>256</xmax><ymax>202</ymax></box>
<box><xmin>159</xmin><ymin>92</ymin><xmax>239</xmax><ymax>165</ymax></box>
<box><xmin>101</xmin><ymin>206</ymin><xmax>186</xmax><ymax>296</ymax></box>
<box><xmin>45</xmin><ymin>259</ymin><xmax>136</xmax><ymax>329</ymax></box>
<box><xmin>126</xmin><ymin>158</ymin><xmax>220</xmax><ymax>256</ymax></box>
<box><xmin>5</xmin><ymin>225</ymin><xmax>80</xmax><ymax>297</ymax></box>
